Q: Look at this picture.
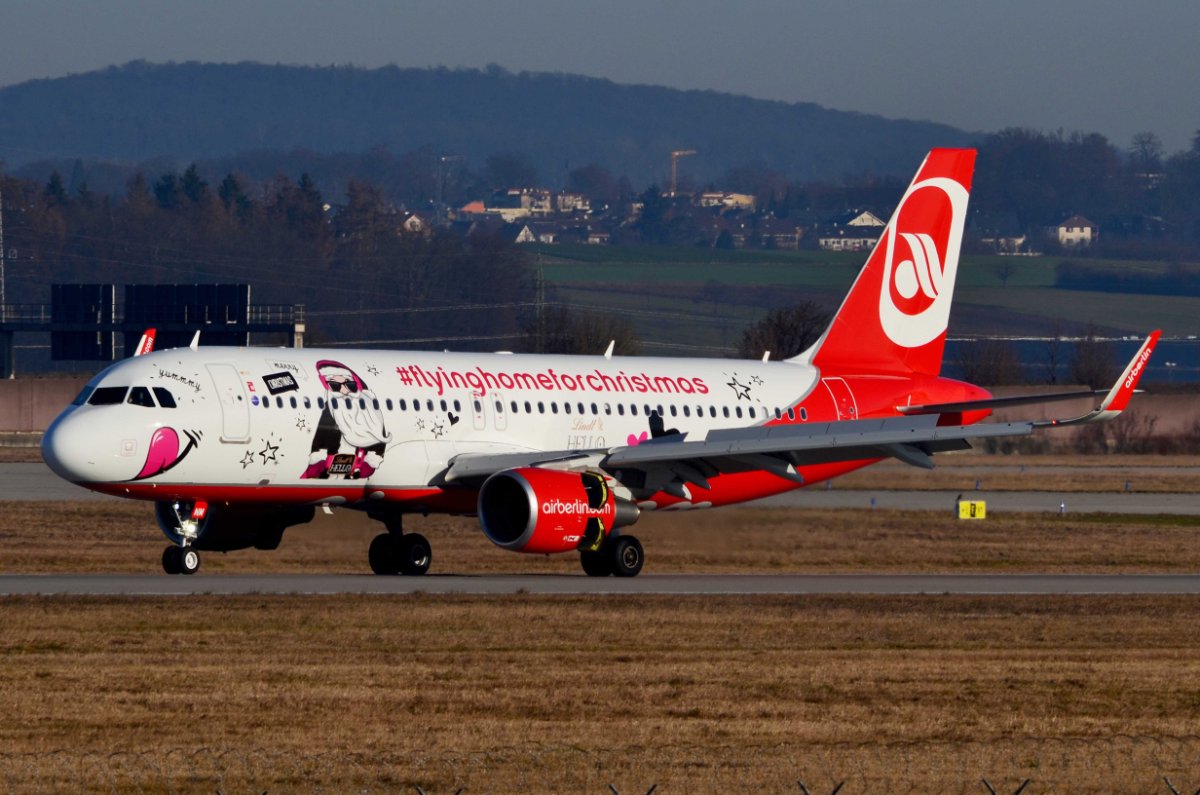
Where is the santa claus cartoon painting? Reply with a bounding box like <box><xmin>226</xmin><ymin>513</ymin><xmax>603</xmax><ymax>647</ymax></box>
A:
<box><xmin>301</xmin><ymin>360</ymin><xmax>391</xmax><ymax>480</ymax></box>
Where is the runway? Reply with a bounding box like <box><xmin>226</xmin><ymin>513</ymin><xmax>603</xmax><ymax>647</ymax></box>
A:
<box><xmin>6</xmin><ymin>573</ymin><xmax>1200</xmax><ymax>596</ymax></box>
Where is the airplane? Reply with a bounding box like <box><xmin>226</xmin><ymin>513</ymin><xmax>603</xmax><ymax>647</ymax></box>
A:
<box><xmin>41</xmin><ymin>148</ymin><xmax>1160</xmax><ymax>577</ymax></box>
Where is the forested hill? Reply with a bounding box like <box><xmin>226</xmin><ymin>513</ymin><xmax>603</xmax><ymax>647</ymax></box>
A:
<box><xmin>0</xmin><ymin>61</ymin><xmax>975</xmax><ymax>183</ymax></box>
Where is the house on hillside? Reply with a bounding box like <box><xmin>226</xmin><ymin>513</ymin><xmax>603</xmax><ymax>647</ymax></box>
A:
<box><xmin>698</xmin><ymin>192</ymin><xmax>757</xmax><ymax>212</ymax></box>
<box><xmin>815</xmin><ymin>209</ymin><xmax>885</xmax><ymax>251</ymax></box>
<box><xmin>974</xmin><ymin>211</ymin><xmax>1029</xmax><ymax>254</ymax></box>
<box><xmin>1048</xmin><ymin>214</ymin><xmax>1099</xmax><ymax>247</ymax></box>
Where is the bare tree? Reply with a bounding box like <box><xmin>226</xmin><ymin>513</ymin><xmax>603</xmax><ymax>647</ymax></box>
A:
<box><xmin>737</xmin><ymin>301</ymin><xmax>830</xmax><ymax>360</ymax></box>
<box><xmin>1070</xmin><ymin>326</ymin><xmax>1117</xmax><ymax>388</ymax></box>
<box><xmin>957</xmin><ymin>338</ymin><xmax>1024</xmax><ymax>385</ymax></box>
<box><xmin>520</xmin><ymin>305</ymin><xmax>640</xmax><ymax>355</ymax></box>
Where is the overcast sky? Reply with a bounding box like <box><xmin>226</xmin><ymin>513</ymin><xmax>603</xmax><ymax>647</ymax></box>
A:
<box><xmin>2</xmin><ymin>0</ymin><xmax>1197</xmax><ymax>154</ymax></box>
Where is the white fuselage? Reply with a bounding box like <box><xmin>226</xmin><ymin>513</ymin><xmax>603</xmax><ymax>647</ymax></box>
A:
<box><xmin>43</xmin><ymin>346</ymin><xmax>839</xmax><ymax>509</ymax></box>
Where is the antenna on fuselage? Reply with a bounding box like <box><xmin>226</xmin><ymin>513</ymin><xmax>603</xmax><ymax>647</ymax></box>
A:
<box><xmin>762</xmin><ymin>351</ymin><xmax>771</xmax><ymax>362</ymax></box>
<box><xmin>189</xmin><ymin>331</ymin><xmax>200</xmax><ymax>351</ymax></box>
<box><xmin>603</xmin><ymin>340</ymin><xmax>615</xmax><ymax>360</ymax></box>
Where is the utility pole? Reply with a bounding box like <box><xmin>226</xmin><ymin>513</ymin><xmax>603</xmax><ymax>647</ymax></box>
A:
<box><xmin>436</xmin><ymin>154</ymin><xmax>463</xmax><ymax>226</ymax></box>
<box><xmin>670</xmin><ymin>149</ymin><xmax>696</xmax><ymax>196</ymax></box>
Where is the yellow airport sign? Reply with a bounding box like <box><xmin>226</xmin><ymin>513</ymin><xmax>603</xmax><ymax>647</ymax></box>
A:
<box><xmin>958</xmin><ymin>500</ymin><xmax>986</xmax><ymax>520</ymax></box>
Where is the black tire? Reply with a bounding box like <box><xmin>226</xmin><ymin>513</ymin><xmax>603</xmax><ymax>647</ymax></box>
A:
<box><xmin>609</xmin><ymin>535</ymin><xmax>644</xmax><ymax>578</ymax></box>
<box><xmin>398</xmin><ymin>533</ymin><xmax>432</xmax><ymax>576</ymax></box>
<box><xmin>580</xmin><ymin>548</ymin><xmax>612</xmax><ymax>577</ymax></box>
<box><xmin>368</xmin><ymin>532</ymin><xmax>401</xmax><ymax>575</ymax></box>
<box><xmin>162</xmin><ymin>546</ymin><xmax>181</xmax><ymax>575</ymax></box>
<box><xmin>179</xmin><ymin>547</ymin><xmax>200</xmax><ymax>575</ymax></box>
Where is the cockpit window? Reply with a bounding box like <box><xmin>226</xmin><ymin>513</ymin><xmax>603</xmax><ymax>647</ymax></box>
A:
<box><xmin>127</xmin><ymin>386</ymin><xmax>155</xmax><ymax>407</ymax></box>
<box><xmin>152</xmin><ymin>387</ymin><xmax>177</xmax><ymax>408</ymax></box>
<box><xmin>88</xmin><ymin>386</ymin><xmax>129</xmax><ymax>405</ymax></box>
<box><xmin>72</xmin><ymin>386</ymin><xmax>95</xmax><ymax>406</ymax></box>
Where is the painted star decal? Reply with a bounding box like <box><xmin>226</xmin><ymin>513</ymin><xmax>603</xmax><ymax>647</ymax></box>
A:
<box><xmin>750</xmin><ymin>375</ymin><xmax>764</xmax><ymax>386</ymax></box>
<box><xmin>430</xmin><ymin>421</ymin><xmax>446</xmax><ymax>439</ymax></box>
<box><xmin>295</xmin><ymin>416</ymin><xmax>309</xmax><ymax>431</ymax></box>
<box><xmin>366</xmin><ymin>364</ymin><xmax>381</xmax><ymax>377</ymax></box>
<box><xmin>240</xmin><ymin>451</ymin><xmax>255</xmax><ymax>469</ymax></box>
<box><xmin>727</xmin><ymin>376</ymin><xmax>752</xmax><ymax>401</ymax></box>
<box><xmin>258</xmin><ymin>440</ymin><xmax>279</xmax><ymax>464</ymax></box>
<box><xmin>414</xmin><ymin>418</ymin><xmax>426</xmax><ymax>432</ymax></box>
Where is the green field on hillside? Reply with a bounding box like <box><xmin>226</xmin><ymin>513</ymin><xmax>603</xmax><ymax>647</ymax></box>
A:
<box><xmin>534</xmin><ymin>245</ymin><xmax>1200</xmax><ymax>347</ymax></box>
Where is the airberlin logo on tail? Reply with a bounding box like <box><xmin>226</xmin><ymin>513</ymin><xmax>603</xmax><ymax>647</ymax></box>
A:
<box><xmin>878</xmin><ymin>176</ymin><xmax>970</xmax><ymax>349</ymax></box>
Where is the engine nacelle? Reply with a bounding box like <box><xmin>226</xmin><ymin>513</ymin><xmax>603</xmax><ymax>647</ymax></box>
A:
<box><xmin>478</xmin><ymin>468</ymin><xmax>639</xmax><ymax>554</ymax></box>
<box><xmin>155</xmin><ymin>501</ymin><xmax>316</xmax><ymax>552</ymax></box>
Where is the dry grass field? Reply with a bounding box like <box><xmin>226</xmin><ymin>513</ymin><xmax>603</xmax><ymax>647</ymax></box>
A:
<box><xmin>4</xmin><ymin>498</ymin><xmax>1200</xmax><ymax>575</ymax></box>
<box><xmin>3</xmin><ymin>594</ymin><xmax>1200</xmax><ymax>792</ymax></box>
<box><xmin>5</xmin><ymin>458</ymin><xmax>1200</xmax><ymax>792</ymax></box>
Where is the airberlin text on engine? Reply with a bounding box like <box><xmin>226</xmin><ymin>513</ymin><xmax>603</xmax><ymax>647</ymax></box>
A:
<box><xmin>540</xmin><ymin>498</ymin><xmax>614</xmax><ymax>517</ymax></box>
<box><xmin>395</xmin><ymin>364</ymin><xmax>709</xmax><ymax>398</ymax></box>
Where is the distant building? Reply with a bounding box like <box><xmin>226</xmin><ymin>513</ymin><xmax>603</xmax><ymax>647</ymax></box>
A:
<box><xmin>1050</xmin><ymin>214</ymin><xmax>1099</xmax><ymax>247</ymax></box>
<box><xmin>697</xmin><ymin>192</ymin><xmax>757</xmax><ymax>212</ymax></box>
<box><xmin>975</xmin><ymin>212</ymin><xmax>1030</xmax><ymax>254</ymax></box>
<box><xmin>816</xmin><ymin>209</ymin><xmax>885</xmax><ymax>251</ymax></box>
<box><xmin>555</xmin><ymin>192</ymin><xmax>591</xmax><ymax>214</ymax></box>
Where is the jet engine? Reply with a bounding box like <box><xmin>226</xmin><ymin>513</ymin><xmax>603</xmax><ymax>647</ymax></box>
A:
<box><xmin>155</xmin><ymin>501</ymin><xmax>315</xmax><ymax>552</ymax></box>
<box><xmin>477</xmin><ymin>468</ymin><xmax>639</xmax><ymax>554</ymax></box>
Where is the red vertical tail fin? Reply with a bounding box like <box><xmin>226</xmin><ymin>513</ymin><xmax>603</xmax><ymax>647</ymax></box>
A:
<box><xmin>802</xmin><ymin>148</ymin><xmax>976</xmax><ymax>377</ymax></box>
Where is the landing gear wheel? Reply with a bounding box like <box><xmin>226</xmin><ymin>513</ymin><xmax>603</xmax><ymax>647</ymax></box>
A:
<box><xmin>162</xmin><ymin>546</ymin><xmax>181</xmax><ymax>575</ymax></box>
<box><xmin>609</xmin><ymin>535</ymin><xmax>644</xmax><ymax>578</ymax></box>
<box><xmin>369</xmin><ymin>532</ymin><xmax>401</xmax><ymax>575</ymax></box>
<box><xmin>580</xmin><ymin>548</ymin><xmax>613</xmax><ymax>577</ymax></box>
<box><xmin>398</xmin><ymin>533</ymin><xmax>432</xmax><ymax>576</ymax></box>
<box><xmin>369</xmin><ymin>532</ymin><xmax>432</xmax><ymax>576</ymax></box>
<box><xmin>162</xmin><ymin>546</ymin><xmax>200</xmax><ymax>575</ymax></box>
<box><xmin>179</xmin><ymin>547</ymin><xmax>200</xmax><ymax>575</ymax></box>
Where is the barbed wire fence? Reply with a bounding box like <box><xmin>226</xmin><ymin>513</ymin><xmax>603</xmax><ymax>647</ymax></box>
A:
<box><xmin>4</xmin><ymin>736</ymin><xmax>1200</xmax><ymax>793</ymax></box>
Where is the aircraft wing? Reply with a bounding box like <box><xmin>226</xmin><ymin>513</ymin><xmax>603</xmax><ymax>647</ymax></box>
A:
<box><xmin>443</xmin><ymin>331</ymin><xmax>1159</xmax><ymax>487</ymax></box>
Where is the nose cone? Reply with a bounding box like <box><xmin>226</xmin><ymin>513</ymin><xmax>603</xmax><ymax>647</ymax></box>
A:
<box><xmin>42</xmin><ymin>408</ymin><xmax>94</xmax><ymax>484</ymax></box>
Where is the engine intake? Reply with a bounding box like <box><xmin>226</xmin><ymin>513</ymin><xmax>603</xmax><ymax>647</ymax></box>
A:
<box><xmin>478</xmin><ymin>468</ymin><xmax>638</xmax><ymax>554</ymax></box>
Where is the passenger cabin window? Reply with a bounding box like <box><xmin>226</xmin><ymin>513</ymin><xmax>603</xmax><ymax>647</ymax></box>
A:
<box><xmin>88</xmin><ymin>386</ymin><xmax>128</xmax><ymax>406</ymax></box>
<box><xmin>127</xmin><ymin>386</ymin><xmax>155</xmax><ymax>407</ymax></box>
<box><xmin>290</xmin><ymin>397</ymin><xmax>298</xmax><ymax>409</ymax></box>
<box><xmin>152</xmin><ymin>387</ymin><xmax>177</xmax><ymax>409</ymax></box>
<box><xmin>787</xmin><ymin>408</ymin><xmax>795</xmax><ymax>420</ymax></box>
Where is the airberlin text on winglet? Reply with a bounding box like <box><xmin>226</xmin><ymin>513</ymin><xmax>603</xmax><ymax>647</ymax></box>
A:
<box><xmin>395</xmin><ymin>364</ymin><xmax>711</xmax><ymax>398</ymax></box>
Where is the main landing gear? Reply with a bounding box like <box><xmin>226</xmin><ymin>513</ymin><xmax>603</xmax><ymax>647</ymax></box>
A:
<box><xmin>579</xmin><ymin>533</ymin><xmax>644</xmax><ymax>578</ymax></box>
<box><xmin>367</xmin><ymin>515</ymin><xmax>431</xmax><ymax>576</ymax></box>
<box><xmin>162</xmin><ymin>544</ymin><xmax>200</xmax><ymax>575</ymax></box>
